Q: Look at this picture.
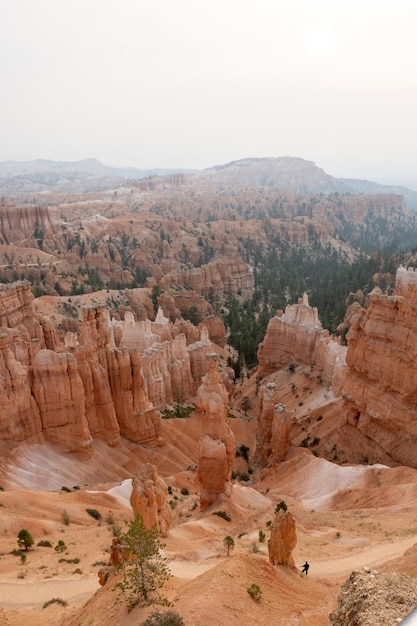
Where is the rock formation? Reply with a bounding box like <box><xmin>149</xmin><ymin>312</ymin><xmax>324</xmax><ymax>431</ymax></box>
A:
<box><xmin>257</xmin><ymin>293</ymin><xmax>346</xmax><ymax>390</ymax></box>
<box><xmin>257</xmin><ymin>383</ymin><xmax>292</xmax><ymax>465</ymax></box>
<box><xmin>329</xmin><ymin>569</ymin><xmax>417</xmax><ymax>626</ymax></box>
<box><xmin>340</xmin><ymin>268</ymin><xmax>417</xmax><ymax>467</ymax></box>
<box><xmin>268</xmin><ymin>508</ymin><xmax>297</xmax><ymax>571</ymax></box>
<box><xmin>0</xmin><ymin>281</ymin><xmax>162</xmax><ymax>456</ymax></box>
<box><xmin>130</xmin><ymin>463</ymin><xmax>172</xmax><ymax>537</ymax></box>
<box><xmin>196</xmin><ymin>353</ymin><xmax>235</xmax><ymax>510</ymax></box>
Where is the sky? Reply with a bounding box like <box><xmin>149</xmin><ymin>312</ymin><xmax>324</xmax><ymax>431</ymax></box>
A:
<box><xmin>1</xmin><ymin>0</ymin><xmax>417</xmax><ymax>182</ymax></box>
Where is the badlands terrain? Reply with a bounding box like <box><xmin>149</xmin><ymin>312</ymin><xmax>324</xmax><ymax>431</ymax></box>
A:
<box><xmin>2</xmin><ymin>157</ymin><xmax>417</xmax><ymax>624</ymax></box>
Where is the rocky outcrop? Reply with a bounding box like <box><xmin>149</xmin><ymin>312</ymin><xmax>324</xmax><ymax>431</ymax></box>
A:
<box><xmin>257</xmin><ymin>294</ymin><xmax>346</xmax><ymax>390</ymax></box>
<box><xmin>153</xmin><ymin>258</ymin><xmax>254</xmax><ymax>297</ymax></box>
<box><xmin>196</xmin><ymin>353</ymin><xmax>235</xmax><ymax>510</ymax></box>
<box><xmin>130</xmin><ymin>463</ymin><xmax>172</xmax><ymax>537</ymax></box>
<box><xmin>268</xmin><ymin>509</ymin><xmax>297</xmax><ymax>570</ymax></box>
<box><xmin>341</xmin><ymin>268</ymin><xmax>417</xmax><ymax>467</ymax></box>
<box><xmin>257</xmin><ymin>383</ymin><xmax>292</xmax><ymax>465</ymax></box>
<box><xmin>0</xmin><ymin>282</ymin><xmax>162</xmax><ymax>455</ymax></box>
<box><xmin>329</xmin><ymin>569</ymin><xmax>417</xmax><ymax>626</ymax></box>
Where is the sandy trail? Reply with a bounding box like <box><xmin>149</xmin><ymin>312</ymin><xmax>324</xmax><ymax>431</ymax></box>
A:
<box><xmin>0</xmin><ymin>576</ymin><xmax>100</xmax><ymax>609</ymax></box>
<box><xmin>307</xmin><ymin>534</ymin><xmax>417</xmax><ymax>578</ymax></box>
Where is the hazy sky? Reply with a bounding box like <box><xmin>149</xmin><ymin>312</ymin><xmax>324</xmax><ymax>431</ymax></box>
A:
<box><xmin>1</xmin><ymin>0</ymin><xmax>417</xmax><ymax>181</ymax></box>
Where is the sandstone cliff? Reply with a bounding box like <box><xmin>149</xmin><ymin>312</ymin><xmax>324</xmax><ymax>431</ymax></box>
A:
<box><xmin>341</xmin><ymin>267</ymin><xmax>417</xmax><ymax>467</ymax></box>
<box><xmin>196</xmin><ymin>354</ymin><xmax>235</xmax><ymax>510</ymax></box>
<box><xmin>256</xmin><ymin>383</ymin><xmax>292</xmax><ymax>466</ymax></box>
<box><xmin>257</xmin><ymin>293</ymin><xmax>346</xmax><ymax>390</ymax></box>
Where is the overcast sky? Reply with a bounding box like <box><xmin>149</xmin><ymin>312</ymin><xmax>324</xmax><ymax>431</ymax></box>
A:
<box><xmin>1</xmin><ymin>0</ymin><xmax>416</xmax><ymax>182</ymax></box>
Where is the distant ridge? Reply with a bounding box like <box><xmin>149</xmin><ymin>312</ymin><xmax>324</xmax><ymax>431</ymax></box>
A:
<box><xmin>195</xmin><ymin>157</ymin><xmax>417</xmax><ymax>210</ymax></box>
<box><xmin>1</xmin><ymin>156</ymin><xmax>416</xmax><ymax>210</ymax></box>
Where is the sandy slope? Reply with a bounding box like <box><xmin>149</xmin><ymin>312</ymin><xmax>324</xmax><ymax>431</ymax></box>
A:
<box><xmin>1</xmin><ymin>416</ymin><xmax>417</xmax><ymax>625</ymax></box>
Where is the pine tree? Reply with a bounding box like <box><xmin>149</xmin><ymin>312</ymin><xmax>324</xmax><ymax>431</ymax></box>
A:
<box><xmin>115</xmin><ymin>515</ymin><xmax>171</xmax><ymax>610</ymax></box>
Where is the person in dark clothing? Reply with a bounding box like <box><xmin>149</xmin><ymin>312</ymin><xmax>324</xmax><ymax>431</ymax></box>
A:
<box><xmin>301</xmin><ymin>561</ymin><xmax>310</xmax><ymax>575</ymax></box>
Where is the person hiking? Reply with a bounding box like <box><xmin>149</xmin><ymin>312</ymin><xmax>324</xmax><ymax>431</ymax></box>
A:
<box><xmin>301</xmin><ymin>561</ymin><xmax>310</xmax><ymax>575</ymax></box>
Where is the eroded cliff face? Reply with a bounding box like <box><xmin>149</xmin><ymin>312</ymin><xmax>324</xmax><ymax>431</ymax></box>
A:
<box><xmin>341</xmin><ymin>268</ymin><xmax>417</xmax><ymax>467</ymax></box>
<box><xmin>196</xmin><ymin>354</ymin><xmax>235</xmax><ymax>510</ymax></box>
<box><xmin>256</xmin><ymin>383</ymin><xmax>292</xmax><ymax>466</ymax></box>
<box><xmin>0</xmin><ymin>281</ymin><xmax>221</xmax><ymax>457</ymax></box>
<box><xmin>257</xmin><ymin>293</ymin><xmax>346</xmax><ymax>390</ymax></box>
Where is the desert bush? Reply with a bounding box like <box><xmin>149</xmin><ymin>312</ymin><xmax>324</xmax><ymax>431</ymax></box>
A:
<box><xmin>275</xmin><ymin>500</ymin><xmax>288</xmax><ymax>513</ymax></box>
<box><xmin>37</xmin><ymin>540</ymin><xmax>53</xmax><ymax>547</ymax></box>
<box><xmin>247</xmin><ymin>583</ymin><xmax>262</xmax><ymax>601</ymax></box>
<box><xmin>180</xmin><ymin>487</ymin><xmax>189</xmax><ymax>496</ymax></box>
<box><xmin>85</xmin><ymin>508</ymin><xmax>102</xmax><ymax>521</ymax></box>
<box><xmin>61</xmin><ymin>486</ymin><xmax>71</xmax><ymax>493</ymax></box>
<box><xmin>258</xmin><ymin>530</ymin><xmax>265</xmax><ymax>543</ymax></box>
<box><xmin>43</xmin><ymin>597</ymin><xmax>68</xmax><ymax>609</ymax></box>
<box><xmin>54</xmin><ymin>540</ymin><xmax>67</xmax><ymax>553</ymax></box>
<box><xmin>212</xmin><ymin>510</ymin><xmax>231</xmax><ymax>522</ymax></box>
<box><xmin>141</xmin><ymin>610</ymin><xmax>185</xmax><ymax>626</ymax></box>
<box><xmin>58</xmin><ymin>557</ymin><xmax>80</xmax><ymax>564</ymax></box>
<box><xmin>17</xmin><ymin>529</ymin><xmax>34</xmax><ymax>551</ymax></box>
<box><xmin>223</xmin><ymin>535</ymin><xmax>234</xmax><ymax>556</ymax></box>
<box><xmin>62</xmin><ymin>510</ymin><xmax>70</xmax><ymax>525</ymax></box>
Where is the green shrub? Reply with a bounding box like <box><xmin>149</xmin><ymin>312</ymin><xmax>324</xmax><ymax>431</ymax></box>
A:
<box><xmin>43</xmin><ymin>597</ymin><xmax>68</xmax><ymax>609</ymax></box>
<box><xmin>239</xmin><ymin>473</ymin><xmax>250</xmax><ymax>482</ymax></box>
<box><xmin>17</xmin><ymin>529</ymin><xmax>34</xmax><ymax>551</ymax></box>
<box><xmin>247</xmin><ymin>583</ymin><xmax>262</xmax><ymax>601</ymax></box>
<box><xmin>61</xmin><ymin>486</ymin><xmax>71</xmax><ymax>493</ymax></box>
<box><xmin>212</xmin><ymin>510</ymin><xmax>231</xmax><ymax>522</ymax></box>
<box><xmin>141</xmin><ymin>610</ymin><xmax>185</xmax><ymax>626</ymax></box>
<box><xmin>54</xmin><ymin>540</ymin><xmax>67</xmax><ymax>553</ymax></box>
<box><xmin>258</xmin><ymin>530</ymin><xmax>266</xmax><ymax>543</ymax></box>
<box><xmin>37</xmin><ymin>540</ymin><xmax>53</xmax><ymax>548</ymax></box>
<box><xmin>58</xmin><ymin>557</ymin><xmax>80</xmax><ymax>564</ymax></box>
<box><xmin>85</xmin><ymin>508</ymin><xmax>102</xmax><ymax>521</ymax></box>
<box><xmin>180</xmin><ymin>487</ymin><xmax>189</xmax><ymax>496</ymax></box>
<box><xmin>275</xmin><ymin>500</ymin><xmax>288</xmax><ymax>513</ymax></box>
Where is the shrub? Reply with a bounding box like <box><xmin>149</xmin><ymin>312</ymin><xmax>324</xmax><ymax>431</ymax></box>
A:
<box><xmin>43</xmin><ymin>597</ymin><xmax>68</xmax><ymax>609</ymax></box>
<box><xmin>247</xmin><ymin>583</ymin><xmax>262</xmax><ymax>601</ymax></box>
<box><xmin>61</xmin><ymin>486</ymin><xmax>71</xmax><ymax>493</ymax></box>
<box><xmin>58</xmin><ymin>557</ymin><xmax>80</xmax><ymax>564</ymax></box>
<box><xmin>275</xmin><ymin>500</ymin><xmax>288</xmax><ymax>513</ymax></box>
<box><xmin>251</xmin><ymin>542</ymin><xmax>259</xmax><ymax>553</ymax></box>
<box><xmin>223</xmin><ymin>535</ymin><xmax>234</xmax><ymax>556</ymax></box>
<box><xmin>86</xmin><ymin>508</ymin><xmax>102</xmax><ymax>521</ymax></box>
<box><xmin>37</xmin><ymin>540</ymin><xmax>53</xmax><ymax>548</ymax></box>
<box><xmin>239</xmin><ymin>473</ymin><xmax>250</xmax><ymax>482</ymax></box>
<box><xmin>54</xmin><ymin>540</ymin><xmax>67</xmax><ymax>553</ymax></box>
<box><xmin>258</xmin><ymin>530</ymin><xmax>266</xmax><ymax>543</ymax></box>
<box><xmin>17</xmin><ymin>529</ymin><xmax>34</xmax><ymax>551</ymax></box>
<box><xmin>141</xmin><ymin>610</ymin><xmax>185</xmax><ymax>626</ymax></box>
<box><xmin>20</xmin><ymin>553</ymin><xmax>27</xmax><ymax>564</ymax></box>
<box><xmin>212</xmin><ymin>510</ymin><xmax>231</xmax><ymax>522</ymax></box>
<box><xmin>180</xmin><ymin>487</ymin><xmax>189</xmax><ymax>496</ymax></box>
<box><xmin>62</xmin><ymin>510</ymin><xmax>70</xmax><ymax>525</ymax></box>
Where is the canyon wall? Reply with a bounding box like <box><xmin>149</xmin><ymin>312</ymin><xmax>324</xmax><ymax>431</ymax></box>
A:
<box><xmin>257</xmin><ymin>293</ymin><xmax>346</xmax><ymax>389</ymax></box>
<box><xmin>257</xmin><ymin>268</ymin><xmax>417</xmax><ymax>469</ymax></box>
<box><xmin>341</xmin><ymin>267</ymin><xmax>417</xmax><ymax>467</ymax></box>
<box><xmin>0</xmin><ymin>282</ymin><xmax>215</xmax><ymax>456</ymax></box>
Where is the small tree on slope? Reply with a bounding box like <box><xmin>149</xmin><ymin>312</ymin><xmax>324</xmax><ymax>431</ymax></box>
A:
<box><xmin>115</xmin><ymin>514</ymin><xmax>171</xmax><ymax>610</ymax></box>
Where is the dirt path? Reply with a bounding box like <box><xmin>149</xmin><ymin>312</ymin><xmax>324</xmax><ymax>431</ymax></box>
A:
<box><xmin>0</xmin><ymin>576</ymin><xmax>100</xmax><ymax>609</ymax></box>
<box><xmin>308</xmin><ymin>534</ymin><xmax>417</xmax><ymax>578</ymax></box>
